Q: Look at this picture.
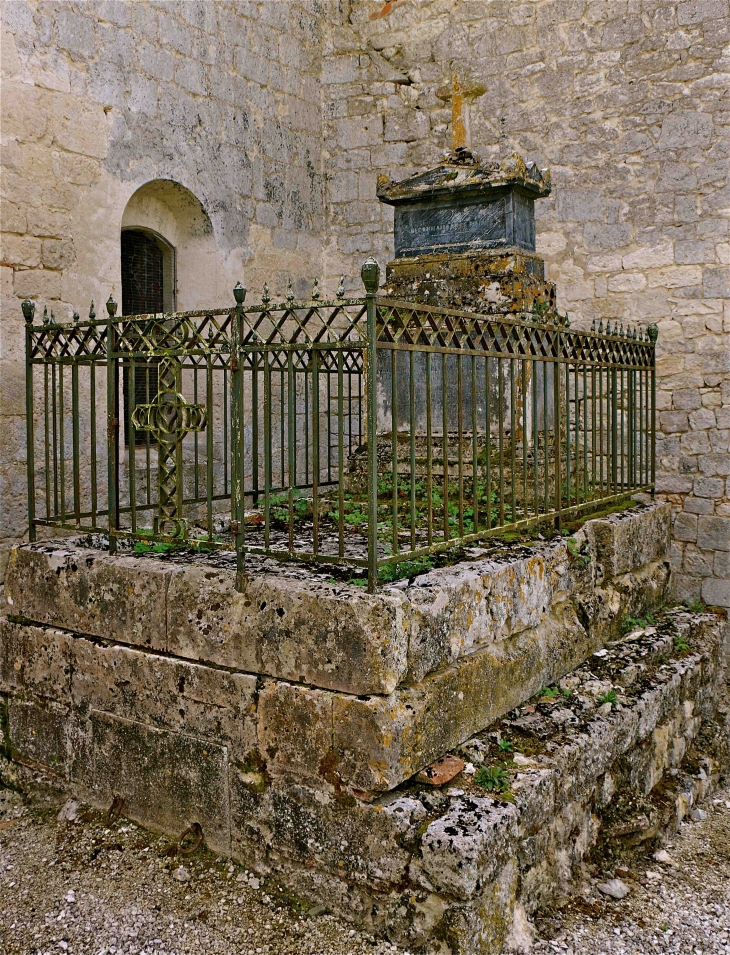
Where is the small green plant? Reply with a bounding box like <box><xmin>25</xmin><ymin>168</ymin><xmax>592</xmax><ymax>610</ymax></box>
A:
<box><xmin>566</xmin><ymin>536</ymin><xmax>591</xmax><ymax>567</ymax></box>
<box><xmin>539</xmin><ymin>685</ymin><xmax>561</xmax><ymax>700</ymax></box>
<box><xmin>474</xmin><ymin>765</ymin><xmax>510</xmax><ymax>793</ymax></box>
<box><xmin>620</xmin><ymin>613</ymin><xmax>657</xmax><ymax>634</ymax></box>
<box><xmin>674</xmin><ymin>634</ymin><xmax>690</xmax><ymax>654</ymax></box>
<box><xmin>498</xmin><ymin>738</ymin><xmax>514</xmax><ymax>753</ymax></box>
<box><xmin>133</xmin><ymin>540</ymin><xmax>179</xmax><ymax>554</ymax></box>
<box><xmin>683</xmin><ymin>598</ymin><xmax>706</xmax><ymax>614</ymax></box>
<box><xmin>561</xmin><ymin>686</ymin><xmax>572</xmax><ymax>698</ymax></box>
<box><xmin>596</xmin><ymin>689</ymin><xmax>617</xmax><ymax>705</ymax></box>
<box><xmin>269</xmin><ymin>489</ymin><xmax>308</xmax><ymax>524</ymax></box>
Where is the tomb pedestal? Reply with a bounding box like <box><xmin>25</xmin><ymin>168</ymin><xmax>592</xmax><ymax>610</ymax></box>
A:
<box><xmin>4</xmin><ymin>504</ymin><xmax>727</xmax><ymax>953</ymax></box>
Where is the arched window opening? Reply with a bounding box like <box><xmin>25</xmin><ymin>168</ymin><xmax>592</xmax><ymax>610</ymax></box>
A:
<box><xmin>121</xmin><ymin>228</ymin><xmax>176</xmax><ymax>315</ymax></box>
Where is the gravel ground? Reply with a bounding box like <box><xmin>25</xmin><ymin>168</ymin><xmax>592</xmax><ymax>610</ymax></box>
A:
<box><xmin>1</xmin><ymin>781</ymin><xmax>729</xmax><ymax>955</ymax></box>
<box><xmin>527</xmin><ymin>787</ymin><xmax>730</xmax><ymax>955</ymax></box>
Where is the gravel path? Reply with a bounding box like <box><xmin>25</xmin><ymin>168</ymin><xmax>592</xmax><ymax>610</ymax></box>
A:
<box><xmin>1</xmin><ymin>781</ymin><xmax>729</xmax><ymax>955</ymax></box>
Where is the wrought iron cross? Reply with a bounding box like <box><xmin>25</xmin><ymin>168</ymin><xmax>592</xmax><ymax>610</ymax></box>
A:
<box><xmin>131</xmin><ymin>356</ymin><xmax>206</xmax><ymax>539</ymax></box>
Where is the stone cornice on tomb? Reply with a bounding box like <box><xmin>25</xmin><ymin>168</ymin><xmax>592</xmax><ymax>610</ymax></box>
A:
<box><xmin>377</xmin><ymin>150</ymin><xmax>551</xmax><ymax>205</ymax></box>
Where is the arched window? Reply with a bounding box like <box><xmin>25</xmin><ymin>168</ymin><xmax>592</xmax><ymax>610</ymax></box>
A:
<box><xmin>119</xmin><ymin>180</ymin><xmax>217</xmax><ymax>445</ymax></box>
<box><xmin>121</xmin><ymin>229</ymin><xmax>174</xmax><ymax>315</ymax></box>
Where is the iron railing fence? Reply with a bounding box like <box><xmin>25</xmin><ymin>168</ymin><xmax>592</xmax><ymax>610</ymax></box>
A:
<box><xmin>22</xmin><ymin>259</ymin><xmax>657</xmax><ymax>592</ymax></box>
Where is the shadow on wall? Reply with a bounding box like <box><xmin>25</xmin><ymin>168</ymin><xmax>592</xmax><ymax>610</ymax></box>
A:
<box><xmin>121</xmin><ymin>180</ymin><xmax>220</xmax><ymax>312</ymax></box>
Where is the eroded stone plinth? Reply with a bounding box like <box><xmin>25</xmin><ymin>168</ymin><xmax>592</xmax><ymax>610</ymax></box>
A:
<box><xmin>5</xmin><ymin>504</ymin><xmax>670</xmax><ymax>793</ymax></box>
<box><xmin>4</xmin><ymin>501</ymin><xmax>713</xmax><ymax>954</ymax></box>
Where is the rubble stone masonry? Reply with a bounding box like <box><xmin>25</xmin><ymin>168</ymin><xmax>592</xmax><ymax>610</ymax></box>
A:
<box><xmin>1</xmin><ymin>1</ymin><xmax>728</xmax><ymax>603</ymax></box>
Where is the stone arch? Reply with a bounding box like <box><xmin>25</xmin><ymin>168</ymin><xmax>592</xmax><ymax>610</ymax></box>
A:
<box><xmin>120</xmin><ymin>179</ymin><xmax>220</xmax><ymax>311</ymax></box>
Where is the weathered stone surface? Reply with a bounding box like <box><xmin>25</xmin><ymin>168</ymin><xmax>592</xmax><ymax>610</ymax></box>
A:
<box><xmin>583</xmin><ymin>503</ymin><xmax>671</xmax><ymax>580</ymax></box>
<box><xmin>3</xmin><ymin>503</ymin><xmax>672</xmax><ymax>698</ymax></box>
<box><xmin>0</xmin><ymin>617</ymin><xmax>258</xmax><ymax>769</ymax></box>
<box><xmin>78</xmin><ymin>710</ymin><xmax>231</xmax><ymax>853</ymax></box>
<box><xmin>4</xmin><ymin>544</ymin><xmax>169</xmax><ymax>651</ymax></box>
<box><xmin>166</xmin><ymin>565</ymin><xmax>408</xmax><ymax>695</ymax></box>
<box><xmin>420</xmin><ymin>797</ymin><xmax>519</xmax><ymax>899</ymax></box>
<box><xmin>3</xmin><ymin>585</ymin><xmax>726</xmax><ymax>955</ymax></box>
<box><xmin>261</xmin><ymin>602</ymin><xmax>596</xmax><ymax>792</ymax></box>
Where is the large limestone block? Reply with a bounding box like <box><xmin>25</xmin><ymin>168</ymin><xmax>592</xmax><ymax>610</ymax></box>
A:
<box><xmin>582</xmin><ymin>502</ymin><xmax>671</xmax><ymax>580</ymax></box>
<box><xmin>3</xmin><ymin>503</ymin><xmax>672</xmax><ymax>696</ymax></box>
<box><xmin>230</xmin><ymin>777</ymin><xmax>426</xmax><ymax>888</ymax></box>
<box><xmin>399</xmin><ymin>544</ymin><xmax>572</xmax><ymax>683</ymax></box>
<box><xmin>77</xmin><ymin>710</ymin><xmax>231</xmax><ymax>853</ymax></box>
<box><xmin>0</xmin><ymin>619</ymin><xmax>73</xmax><ymax>700</ymax></box>
<box><xmin>6</xmin><ymin>697</ymin><xmax>70</xmax><ymax>778</ymax></box>
<box><xmin>166</xmin><ymin>564</ymin><xmax>408</xmax><ymax>694</ymax></box>
<box><xmin>4</xmin><ymin>544</ymin><xmax>170</xmax><ymax>651</ymax></box>
<box><xmin>420</xmin><ymin>797</ymin><xmax>519</xmax><ymax>900</ymax></box>
<box><xmin>259</xmin><ymin>602</ymin><xmax>594</xmax><ymax>792</ymax></box>
<box><xmin>0</xmin><ymin>619</ymin><xmax>258</xmax><ymax>761</ymax></box>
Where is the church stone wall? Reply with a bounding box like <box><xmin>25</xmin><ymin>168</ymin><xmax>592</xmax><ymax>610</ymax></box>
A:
<box><xmin>322</xmin><ymin>0</ymin><xmax>730</xmax><ymax>608</ymax></box>
<box><xmin>0</xmin><ymin>0</ymin><xmax>325</xmax><ymax>576</ymax></box>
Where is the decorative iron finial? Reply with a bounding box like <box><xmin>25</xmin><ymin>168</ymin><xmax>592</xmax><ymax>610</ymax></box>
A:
<box><xmin>233</xmin><ymin>282</ymin><xmax>246</xmax><ymax>305</ymax></box>
<box><xmin>207</xmin><ymin>324</ymin><xmax>215</xmax><ymax>343</ymax></box>
<box><xmin>632</xmin><ymin>326</ymin><xmax>637</xmax><ymax>340</ymax></box>
<box><xmin>50</xmin><ymin>309</ymin><xmax>58</xmax><ymax>325</ymax></box>
<box><xmin>598</xmin><ymin>319</ymin><xmax>603</xmax><ymax>334</ymax></box>
<box><xmin>360</xmin><ymin>258</ymin><xmax>380</xmax><ymax>295</ymax></box>
<box><xmin>73</xmin><ymin>311</ymin><xmax>80</xmax><ymax>325</ymax></box>
<box><xmin>106</xmin><ymin>294</ymin><xmax>117</xmax><ymax>317</ymax></box>
<box><xmin>21</xmin><ymin>299</ymin><xmax>35</xmax><ymax>323</ymax></box>
<box><xmin>591</xmin><ymin>318</ymin><xmax>596</xmax><ymax>333</ymax></box>
<box><xmin>605</xmin><ymin>320</ymin><xmax>611</xmax><ymax>335</ymax></box>
<box><xmin>336</xmin><ymin>275</ymin><xmax>345</xmax><ymax>299</ymax></box>
<box><xmin>89</xmin><ymin>300</ymin><xmax>96</xmax><ymax>320</ymax></box>
<box><xmin>647</xmin><ymin>323</ymin><xmax>659</xmax><ymax>344</ymax></box>
<box><xmin>286</xmin><ymin>279</ymin><xmax>294</xmax><ymax>306</ymax></box>
<box><xmin>43</xmin><ymin>305</ymin><xmax>49</xmax><ymax>324</ymax></box>
<box><xmin>311</xmin><ymin>278</ymin><xmax>320</xmax><ymax>301</ymax></box>
<box><xmin>262</xmin><ymin>282</ymin><xmax>270</xmax><ymax>307</ymax></box>
<box><xmin>563</xmin><ymin>312</ymin><xmax>570</xmax><ymax>329</ymax></box>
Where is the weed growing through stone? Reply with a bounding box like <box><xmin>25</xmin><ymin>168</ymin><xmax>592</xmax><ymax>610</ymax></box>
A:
<box><xmin>596</xmin><ymin>690</ymin><xmax>617</xmax><ymax>705</ymax></box>
<box><xmin>620</xmin><ymin>613</ymin><xmax>657</xmax><ymax>634</ymax></box>
<box><xmin>539</xmin><ymin>685</ymin><xmax>561</xmax><ymax>700</ymax></box>
<box><xmin>674</xmin><ymin>634</ymin><xmax>691</xmax><ymax>654</ymax></box>
<box><xmin>566</xmin><ymin>536</ymin><xmax>591</xmax><ymax>567</ymax></box>
<box><xmin>474</xmin><ymin>765</ymin><xmax>510</xmax><ymax>793</ymax></box>
<box><xmin>683</xmin><ymin>598</ymin><xmax>706</xmax><ymax>614</ymax></box>
<box><xmin>498</xmin><ymin>738</ymin><xmax>514</xmax><ymax>753</ymax></box>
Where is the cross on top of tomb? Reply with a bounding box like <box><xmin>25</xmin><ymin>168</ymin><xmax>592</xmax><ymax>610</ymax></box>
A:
<box><xmin>436</xmin><ymin>73</ymin><xmax>487</xmax><ymax>154</ymax></box>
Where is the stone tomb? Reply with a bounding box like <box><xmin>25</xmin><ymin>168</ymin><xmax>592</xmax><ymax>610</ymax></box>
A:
<box><xmin>377</xmin><ymin>151</ymin><xmax>556</xmax><ymax>315</ymax></box>
<box><xmin>3</xmin><ymin>501</ymin><xmax>728</xmax><ymax>953</ymax></box>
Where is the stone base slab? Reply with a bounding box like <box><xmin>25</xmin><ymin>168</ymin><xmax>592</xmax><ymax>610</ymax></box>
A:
<box><xmin>2</xmin><ymin>611</ymin><xmax>726</xmax><ymax>954</ymax></box>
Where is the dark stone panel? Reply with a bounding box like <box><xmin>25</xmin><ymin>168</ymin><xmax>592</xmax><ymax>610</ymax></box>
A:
<box><xmin>83</xmin><ymin>710</ymin><xmax>231</xmax><ymax>852</ymax></box>
<box><xmin>7</xmin><ymin>697</ymin><xmax>69</xmax><ymax>777</ymax></box>
<box><xmin>393</xmin><ymin>190</ymin><xmax>537</xmax><ymax>259</ymax></box>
